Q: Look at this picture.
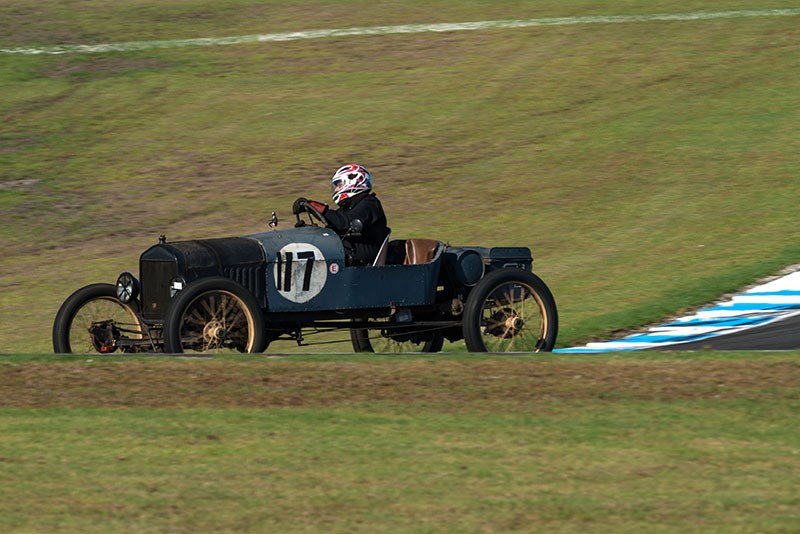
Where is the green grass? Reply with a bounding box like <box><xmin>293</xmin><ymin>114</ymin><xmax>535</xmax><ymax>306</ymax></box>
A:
<box><xmin>2</xmin><ymin>404</ymin><xmax>798</xmax><ymax>532</ymax></box>
<box><xmin>2</xmin><ymin>1</ymin><xmax>800</xmax><ymax>353</ymax></box>
<box><xmin>2</xmin><ymin>352</ymin><xmax>800</xmax><ymax>531</ymax></box>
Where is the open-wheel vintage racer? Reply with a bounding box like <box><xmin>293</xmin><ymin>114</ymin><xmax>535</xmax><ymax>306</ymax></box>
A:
<box><xmin>53</xmin><ymin>209</ymin><xmax>558</xmax><ymax>354</ymax></box>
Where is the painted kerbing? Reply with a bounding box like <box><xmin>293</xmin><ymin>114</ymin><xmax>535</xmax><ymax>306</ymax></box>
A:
<box><xmin>557</xmin><ymin>271</ymin><xmax>800</xmax><ymax>353</ymax></box>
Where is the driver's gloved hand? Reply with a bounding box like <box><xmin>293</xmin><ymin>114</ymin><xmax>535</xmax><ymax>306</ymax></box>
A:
<box><xmin>292</xmin><ymin>197</ymin><xmax>308</xmax><ymax>215</ymax></box>
<box><xmin>305</xmin><ymin>200</ymin><xmax>328</xmax><ymax>216</ymax></box>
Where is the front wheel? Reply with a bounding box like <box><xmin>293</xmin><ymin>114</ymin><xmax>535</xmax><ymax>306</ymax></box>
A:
<box><xmin>463</xmin><ymin>268</ymin><xmax>558</xmax><ymax>352</ymax></box>
<box><xmin>163</xmin><ymin>277</ymin><xmax>267</xmax><ymax>354</ymax></box>
<box><xmin>53</xmin><ymin>283</ymin><xmax>145</xmax><ymax>354</ymax></box>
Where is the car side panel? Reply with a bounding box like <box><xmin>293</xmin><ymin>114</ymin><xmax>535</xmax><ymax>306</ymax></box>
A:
<box><xmin>247</xmin><ymin>227</ymin><xmax>442</xmax><ymax>312</ymax></box>
<box><xmin>265</xmin><ymin>261</ymin><xmax>444</xmax><ymax>312</ymax></box>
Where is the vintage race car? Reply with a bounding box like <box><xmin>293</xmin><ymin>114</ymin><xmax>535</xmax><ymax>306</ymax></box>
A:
<box><xmin>53</xmin><ymin>210</ymin><xmax>558</xmax><ymax>353</ymax></box>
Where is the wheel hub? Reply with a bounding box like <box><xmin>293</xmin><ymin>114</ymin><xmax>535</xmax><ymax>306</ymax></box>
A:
<box><xmin>203</xmin><ymin>321</ymin><xmax>227</xmax><ymax>344</ymax></box>
<box><xmin>485</xmin><ymin>308</ymin><xmax>524</xmax><ymax>338</ymax></box>
<box><xmin>505</xmin><ymin>315</ymin><xmax>524</xmax><ymax>334</ymax></box>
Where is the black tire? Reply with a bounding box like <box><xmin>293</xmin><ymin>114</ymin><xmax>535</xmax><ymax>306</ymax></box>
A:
<box><xmin>463</xmin><ymin>268</ymin><xmax>558</xmax><ymax>352</ymax></box>
<box><xmin>53</xmin><ymin>283</ymin><xmax>144</xmax><ymax>354</ymax></box>
<box><xmin>163</xmin><ymin>277</ymin><xmax>267</xmax><ymax>354</ymax></box>
<box><xmin>351</xmin><ymin>323</ymin><xmax>444</xmax><ymax>353</ymax></box>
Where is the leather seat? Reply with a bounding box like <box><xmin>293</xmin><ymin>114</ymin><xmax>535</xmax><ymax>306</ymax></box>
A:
<box><xmin>403</xmin><ymin>239</ymin><xmax>441</xmax><ymax>265</ymax></box>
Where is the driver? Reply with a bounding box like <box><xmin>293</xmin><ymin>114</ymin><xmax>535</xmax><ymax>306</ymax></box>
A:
<box><xmin>292</xmin><ymin>164</ymin><xmax>388</xmax><ymax>266</ymax></box>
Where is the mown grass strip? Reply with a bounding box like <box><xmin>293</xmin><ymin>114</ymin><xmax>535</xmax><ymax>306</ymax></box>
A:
<box><xmin>3</xmin><ymin>354</ymin><xmax>800</xmax><ymax>409</ymax></box>
<box><xmin>3</xmin><ymin>8</ymin><xmax>799</xmax><ymax>55</ymax></box>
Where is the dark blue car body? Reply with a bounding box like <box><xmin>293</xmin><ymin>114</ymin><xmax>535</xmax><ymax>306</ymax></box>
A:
<box><xmin>54</xmin><ymin>220</ymin><xmax>557</xmax><ymax>354</ymax></box>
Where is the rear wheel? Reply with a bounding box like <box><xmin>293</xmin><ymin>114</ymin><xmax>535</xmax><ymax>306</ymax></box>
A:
<box><xmin>163</xmin><ymin>278</ymin><xmax>267</xmax><ymax>354</ymax></box>
<box><xmin>351</xmin><ymin>319</ymin><xmax>444</xmax><ymax>353</ymax></box>
<box><xmin>53</xmin><ymin>284</ymin><xmax>145</xmax><ymax>354</ymax></box>
<box><xmin>463</xmin><ymin>268</ymin><xmax>558</xmax><ymax>352</ymax></box>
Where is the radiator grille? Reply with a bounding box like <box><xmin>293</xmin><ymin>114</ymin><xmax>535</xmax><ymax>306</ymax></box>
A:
<box><xmin>141</xmin><ymin>260</ymin><xmax>177</xmax><ymax>321</ymax></box>
<box><xmin>223</xmin><ymin>265</ymin><xmax>265</xmax><ymax>302</ymax></box>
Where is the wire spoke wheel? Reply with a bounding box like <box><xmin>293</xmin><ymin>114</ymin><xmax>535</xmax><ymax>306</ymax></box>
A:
<box><xmin>351</xmin><ymin>318</ymin><xmax>444</xmax><ymax>353</ymax></box>
<box><xmin>164</xmin><ymin>278</ymin><xmax>266</xmax><ymax>354</ymax></box>
<box><xmin>53</xmin><ymin>284</ymin><xmax>144</xmax><ymax>354</ymax></box>
<box><xmin>464</xmin><ymin>269</ymin><xmax>558</xmax><ymax>353</ymax></box>
<box><xmin>480</xmin><ymin>283</ymin><xmax>545</xmax><ymax>352</ymax></box>
<box><xmin>180</xmin><ymin>292</ymin><xmax>252</xmax><ymax>352</ymax></box>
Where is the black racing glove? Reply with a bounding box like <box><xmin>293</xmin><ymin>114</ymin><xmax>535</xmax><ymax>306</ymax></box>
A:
<box><xmin>292</xmin><ymin>197</ymin><xmax>308</xmax><ymax>215</ymax></box>
<box><xmin>293</xmin><ymin>197</ymin><xmax>328</xmax><ymax>217</ymax></box>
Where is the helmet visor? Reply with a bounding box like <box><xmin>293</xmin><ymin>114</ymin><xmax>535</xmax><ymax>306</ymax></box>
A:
<box><xmin>332</xmin><ymin>178</ymin><xmax>347</xmax><ymax>194</ymax></box>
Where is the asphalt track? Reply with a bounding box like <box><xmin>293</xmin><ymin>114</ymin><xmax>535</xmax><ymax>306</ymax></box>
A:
<box><xmin>558</xmin><ymin>270</ymin><xmax>800</xmax><ymax>353</ymax></box>
<box><xmin>666</xmin><ymin>313</ymin><xmax>800</xmax><ymax>351</ymax></box>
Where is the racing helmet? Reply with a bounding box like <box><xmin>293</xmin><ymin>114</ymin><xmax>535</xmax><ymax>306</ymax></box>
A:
<box><xmin>331</xmin><ymin>164</ymin><xmax>372</xmax><ymax>206</ymax></box>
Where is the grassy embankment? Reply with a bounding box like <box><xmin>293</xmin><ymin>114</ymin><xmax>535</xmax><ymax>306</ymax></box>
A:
<box><xmin>2</xmin><ymin>0</ymin><xmax>799</xmax><ymax>353</ymax></box>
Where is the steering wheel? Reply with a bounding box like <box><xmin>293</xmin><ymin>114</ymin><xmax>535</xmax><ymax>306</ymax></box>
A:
<box><xmin>295</xmin><ymin>204</ymin><xmax>326</xmax><ymax>228</ymax></box>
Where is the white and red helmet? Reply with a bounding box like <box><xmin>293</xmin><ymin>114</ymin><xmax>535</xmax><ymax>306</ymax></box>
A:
<box><xmin>331</xmin><ymin>164</ymin><xmax>372</xmax><ymax>206</ymax></box>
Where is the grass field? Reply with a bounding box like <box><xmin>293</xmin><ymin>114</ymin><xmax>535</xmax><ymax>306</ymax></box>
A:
<box><xmin>2</xmin><ymin>353</ymin><xmax>800</xmax><ymax>531</ymax></box>
<box><xmin>2</xmin><ymin>0</ymin><xmax>799</xmax><ymax>353</ymax></box>
<box><xmin>1</xmin><ymin>2</ymin><xmax>799</xmax><ymax>531</ymax></box>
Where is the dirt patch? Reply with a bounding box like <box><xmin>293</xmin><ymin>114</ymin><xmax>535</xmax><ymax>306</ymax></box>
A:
<box><xmin>1</xmin><ymin>358</ymin><xmax>798</xmax><ymax>409</ymax></box>
<box><xmin>40</xmin><ymin>58</ymin><xmax>172</xmax><ymax>79</ymax></box>
<box><xmin>0</xmin><ymin>178</ymin><xmax>40</xmax><ymax>190</ymax></box>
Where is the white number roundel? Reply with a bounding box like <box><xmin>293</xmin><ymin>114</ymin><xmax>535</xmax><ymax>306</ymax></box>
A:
<box><xmin>273</xmin><ymin>243</ymin><xmax>327</xmax><ymax>303</ymax></box>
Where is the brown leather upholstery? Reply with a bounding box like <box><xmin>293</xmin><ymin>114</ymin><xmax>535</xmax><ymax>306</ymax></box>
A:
<box><xmin>403</xmin><ymin>239</ymin><xmax>441</xmax><ymax>265</ymax></box>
